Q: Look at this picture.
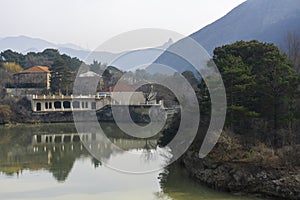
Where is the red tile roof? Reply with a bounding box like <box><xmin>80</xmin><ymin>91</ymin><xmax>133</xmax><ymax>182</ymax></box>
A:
<box><xmin>22</xmin><ymin>66</ymin><xmax>50</xmax><ymax>73</ymax></box>
<box><xmin>106</xmin><ymin>83</ymin><xmax>136</xmax><ymax>92</ymax></box>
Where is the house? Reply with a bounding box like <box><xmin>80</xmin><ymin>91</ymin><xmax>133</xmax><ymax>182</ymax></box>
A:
<box><xmin>6</xmin><ymin>66</ymin><xmax>51</xmax><ymax>96</ymax></box>
<box><xmin>13</xmin><ymin>66</ymin><xmax>51</xmax><ymax>89</ymax></box>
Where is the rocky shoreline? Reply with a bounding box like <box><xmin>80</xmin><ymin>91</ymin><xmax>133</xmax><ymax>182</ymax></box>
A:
<box><xmin>182</xmin><ymin>143</ymin><xmax>300</xmax><ymax>200</ymax></box>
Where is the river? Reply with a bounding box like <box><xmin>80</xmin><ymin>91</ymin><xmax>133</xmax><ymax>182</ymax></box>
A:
<box><xmin>0</xmin><ymin>123</ymin><xmax>264</xmax><ymax>200</ymax></box>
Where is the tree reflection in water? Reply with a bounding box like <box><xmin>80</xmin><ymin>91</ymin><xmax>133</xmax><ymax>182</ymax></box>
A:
<box><xmin>47</xmin><ymin>144</ymin><xmax>82</xmax><ymax>182</ymax></box>
<box><xmin>0</xmin><ymin>123</ymin><xmax>160</xmax><ymax>182</ymax></box>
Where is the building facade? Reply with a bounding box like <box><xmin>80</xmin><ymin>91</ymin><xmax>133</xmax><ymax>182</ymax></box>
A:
<box><xmin>6</xmin><ymin>66</ymin><xmax>51</xmax><ymax>96</ymax></box>
<box><xmin>12</xmin><ymin>66</ymin><xmax>51</xmax><ymax>89</ymax></box>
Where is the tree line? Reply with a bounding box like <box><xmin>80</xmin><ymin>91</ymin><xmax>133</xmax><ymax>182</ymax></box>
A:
<box><xmin>198</xmin><ymin>40</ymin><xmax>300</xmax><ymax>148</ymax></box>
<box><xmin>1</xmin><ymin>39</ymin><xmax>300</xmax><ymax>150</ymax></box>
<box><xmin>0</xmin><ymin>49</ymin><xmax>83</xmax><ymax>95</ymax></box>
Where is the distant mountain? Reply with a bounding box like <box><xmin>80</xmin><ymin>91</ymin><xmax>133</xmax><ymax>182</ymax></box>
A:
<box><xmin>57</xmin><ymin>43</ymin><xmax>86</xmax><ymax>51</ymax></box>
<box><xmin>0</xmin><ymin>35</ymin><xmax>87</xmax><ymax>52</ymax></box>
<box><xmin>0</xmin><ymin>35</ymin><xmax>121</xmax><ymax>64</ymax></box>
<box><xmin>2</xmin><ymin>0</ymin><xmax>300</xmax><ymax>72</ymax></box>
<box><xmin>153</xmin><ymin>0</ymin><xmax>300</xmax><ymax>76</ymax></box>
<box><xmin>0</xmin><ymin>36</ymin><xmax>57</xmax><ymax>53</ymax></box>
<box><xmin>58</xmin><ymin>47</ymin><xmax>118</xmax><ymax>64</ymax></box>
<box><xmin>190</xmin><ymin>0</ymin><xmax>300</xmax><ymax>54</ymax></box>
<box><xmin>0</xmin><ymin>36</ymin><xmax>174</xmax><ymax>66</ymax></box>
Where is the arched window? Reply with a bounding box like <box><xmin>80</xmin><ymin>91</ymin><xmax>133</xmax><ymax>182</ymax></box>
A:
<box><xmin>54</xmin><ymin>101</ymin><xmax>62</xmax><ymax>109</ymax></box>
<box><xmin>63</xmin><ymin>101</ymin><xmax>71</xmax><ymax>109</ymax></box>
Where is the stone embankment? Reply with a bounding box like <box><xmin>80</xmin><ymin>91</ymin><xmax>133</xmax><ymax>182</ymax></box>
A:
<box><xmin>183</xmin><ymin>141</ymin><xmax>300</xmax><ymax>200</ymax></box>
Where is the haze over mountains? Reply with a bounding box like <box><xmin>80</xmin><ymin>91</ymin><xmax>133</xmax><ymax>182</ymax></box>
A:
<box><xmin>1</xmin><ymin>0</ymin><xmax>300</xmax><ymax>69</ymax></box>
<box><xmin>0</xmin><ymin>35</ymin><xmax>119</xmax><ymax>64</ymax></box>
<box><xmin>0</xmin><ymin>35</ymin><xmax>87</xmax><ymax>52</ymax></box>
<box><xmin>0</xmin><ymin>36</ymin><xmax>174</xmax><ymax>65</ymax></box>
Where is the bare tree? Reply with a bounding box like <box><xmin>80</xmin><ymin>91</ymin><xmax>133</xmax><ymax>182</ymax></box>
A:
<box><xmin>284</xmin><ymin>31</ymin><xmax>300</xmax><ymax>73</ymax></box>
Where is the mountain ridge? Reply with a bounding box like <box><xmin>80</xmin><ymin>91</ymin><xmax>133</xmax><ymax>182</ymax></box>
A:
<box><xmin>153</xmin><ymin>0</ymin><xmax>300</xmax><ymax>76</ymax></box>
<box><xmin>0</xmin><ymin>35</ymin><xmax>175</xmax><ymax>66</ymax></box>
<box><xmin>190</xmin><ymin>0</ymin><xmax>300</xmax><ymax>54</ymax></box>
<box><xmin>0</xmin><ymin>35</ymin><xmax>88</xmax><ymax>52</ymax></box>
<box><xmin>2</xmin><ymin>0</ymin><xmax>300</xmax><ymax>70</ymax></box>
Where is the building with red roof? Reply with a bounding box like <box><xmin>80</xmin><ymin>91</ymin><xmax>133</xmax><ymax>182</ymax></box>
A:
<box><xmin>8</xmin><ymin>66</ymin><xmax>51</xmax><ymax>94</ymax></box>
<box><xmin>13</xmin><ymin>66</ymin><xmax>51</xmax><ymax>90</ymax></box>
<box><xmin>105</xmin><ymin>82</ymin><xmax>136</xmax><ymax>92</ymax></box>
<box><xmin>21</xmin><ymin>66</ymin><xmax>50</xmax><ymax>73</ymax></box>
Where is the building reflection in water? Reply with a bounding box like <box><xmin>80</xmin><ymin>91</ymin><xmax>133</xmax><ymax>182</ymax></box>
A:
<box><xmin>0</xmin><ymin>123</ymin><xmax>159</xmax><ymax>182</ymax></box>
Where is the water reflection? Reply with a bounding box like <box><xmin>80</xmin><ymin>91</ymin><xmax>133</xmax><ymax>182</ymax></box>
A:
<box><xmin>0</xmin><ymin>123</ymin><xmax>263</xmax><ymax>200</ymax></box>
<box><xmin>0</xmin><ymin>123</ymin><xmax>159</xmax><ymax>182</ymax></box>
<box><xmin>158</xmin><ymin>165</ymin><xmax>264</xmax><ymax>200</ymax></box>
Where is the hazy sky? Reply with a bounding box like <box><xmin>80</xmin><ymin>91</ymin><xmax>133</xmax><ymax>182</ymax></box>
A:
<box><xmin>1</xmin><ymin>0</ymin><xmax>246</xmax><ymax>50</ymax></box>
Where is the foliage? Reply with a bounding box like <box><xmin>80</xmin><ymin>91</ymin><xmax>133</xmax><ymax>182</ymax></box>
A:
<box><xmin>0</xmin><ymin>68</ymin><xmax>11</xmax><ymax>89</ymax></box>
<box><xmin>182</xmin><ymin>71</ymin><xmax>200</xmax><ymax>90</ymax></box>
<box><xmin>0</xmin><ymin>50</ymin><xmax>24</xmax><ymax>65</ymax></box>
<box><xmin>1</xmin><ymin>62</ymin><xmax>23</xmax><ymax>73</ymax></box>
<box><xmin>0</xmin><ymin>49</ymin><xmax>82</xmax><ymax>72</ymax></box>
<box><xmin>50</xmin><ymin>58</ymin><xmax>73</xmax><ymax>95</ymax></box>
<box><xmin>90</xmin><ymin>60</ymin><xmax>106</xmax><ymax>74</ymax></box>
<box><xmin>0</xmin><ymin>49</ymin><xmax>84</xmax><ymax>95</ymax></box>
<box><xmin>214</xmin><ymin>53</ymin><xmax>257</xmax><ymax>128</ymax></box>
<box><xmin>0</xmin><ymin>104</ymin><xmax>12</xmax><ymax>124</ymax></box>
<box><xmin>212</xmin><ymin>40</ymin><xmax>299</xmax><ymax>146</ymax></box>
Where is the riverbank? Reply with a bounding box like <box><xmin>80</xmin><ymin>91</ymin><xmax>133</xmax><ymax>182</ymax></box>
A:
<box><xmin>182</xmin><ymin>131</ymin><xmax>300</xmax><ymax>200</ymax></box>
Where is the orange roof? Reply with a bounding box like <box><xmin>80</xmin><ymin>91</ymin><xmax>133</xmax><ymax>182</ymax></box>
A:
<box><xmin>106</xmin><ymin>83</ymin><xmax>136</xmax><ymax>92</ymax></box>
<box><xmin>22</xmin><ymin>66</ymin><xmax>50</xmax><ymax>73</ymax></box>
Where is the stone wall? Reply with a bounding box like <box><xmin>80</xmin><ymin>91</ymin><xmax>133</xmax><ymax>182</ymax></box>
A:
<box><xmin>12</xmin><ymin>72</ymin><xmax>50</xmax><ymax>89</ymax></box>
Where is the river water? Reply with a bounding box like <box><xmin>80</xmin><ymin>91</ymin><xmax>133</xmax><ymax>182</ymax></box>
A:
<box><xmin>0</xmin><ymin>123</ymin><xmax>263</xmax><ymax>200</ymax></box>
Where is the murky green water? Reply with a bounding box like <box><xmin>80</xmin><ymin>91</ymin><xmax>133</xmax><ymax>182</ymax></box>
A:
<box><xmin>0</xmin><ymin>123</ymin><xmax>264</xmax><ymax>200</ymax></box>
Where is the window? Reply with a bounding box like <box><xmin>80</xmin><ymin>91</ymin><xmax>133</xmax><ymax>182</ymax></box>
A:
<box><xmin>63</xmin><ymin>101</ymin><xmax>71</xmax><ymax>109</ymax></box>
<box><xmin>91</xmin><ymin>102</ymin><xmax>96</xmax><ymax>109</ymax></box>
<box><xmin>73</xmin><ymin>101</ymin><xmax>80</xmax><ymax>108</ymax></box>
<box><xmin>54</xmin><ymin>101</ymin><xmax>61</xmax><ymax>109</ymax></box>
<box><xmin>36</xmin><ymin>102</ymin><xmax>41</xmax><ymax>111</ymax></box>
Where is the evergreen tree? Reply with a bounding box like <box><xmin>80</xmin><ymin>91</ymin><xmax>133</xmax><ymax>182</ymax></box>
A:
<box><xmin>50</xmin><ymin>58</ymin><xmax>72</xmax><ymax>95</ymax></box>
<box><xmin>214</xmin><ymin>44</ymin><xmax>257</xmax><ymax>131</ymax></box>
<box><xmin>213</xmin><ymin>41</ymin><xmax>299</xmax><ymax>146</ymax></box>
